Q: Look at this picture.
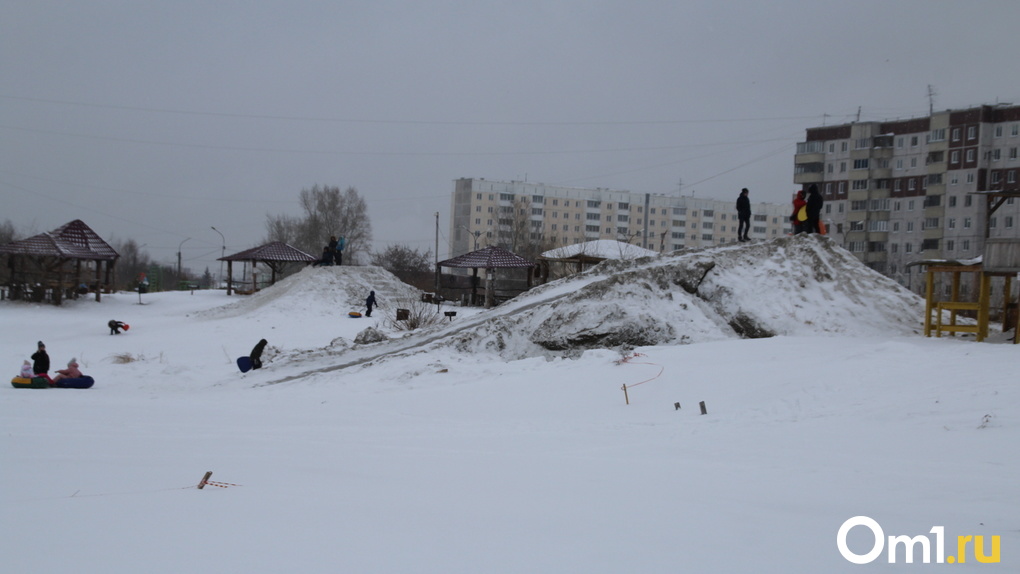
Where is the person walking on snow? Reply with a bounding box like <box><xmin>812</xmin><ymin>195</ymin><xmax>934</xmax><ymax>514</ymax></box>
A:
<box><xmin>736</xmin><ymin>188</ymin><xmax>751</xmax><ymax>242</ymax></box>
<box><xmin>365</xmin><ymin>290</ymin><xmax>377</xmax><ymax>317</ymax></box>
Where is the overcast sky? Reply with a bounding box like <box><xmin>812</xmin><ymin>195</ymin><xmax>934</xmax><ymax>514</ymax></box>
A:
<box><xmin>3</xmin><ymin>0</ymin><xmax>1019</xmax><ymax>275</ymax></box>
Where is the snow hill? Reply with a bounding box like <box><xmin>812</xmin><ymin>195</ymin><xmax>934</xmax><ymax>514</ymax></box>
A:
<box><xmin>257</xmin><ymin>235</ymin><xmax>928</xmax><ymax>384</ymax></box>
<box><xmin>3</xmin><ymin>233</ymin><xmax>1016</xmax><ymax>573</ymax></box>
<box><xmin>200</xmin><ymin>265</ymin><xmax>423</xmax><ymax>320</ymax></box>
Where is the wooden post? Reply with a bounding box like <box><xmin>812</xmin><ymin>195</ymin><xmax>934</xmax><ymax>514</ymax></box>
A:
<box><xmin>621</xmin><ymin>384</ymin><xmax>629</xmax><ymax>405</ymax></box>
<box><xmin>923</xmin><ymin>269</ymin><xmax>935</xmax><ymax>336</ymax></box>
<box><xmin>197</xmin><ymin>471</ymin><xmax>213</xmax><ymax>489</ymax></box>
<box><xmin>699</xmin><ymin>401</ymin><xmax>707</xmax><ymax>415</ymax></box>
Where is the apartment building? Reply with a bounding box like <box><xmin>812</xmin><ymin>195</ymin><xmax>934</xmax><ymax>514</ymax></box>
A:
<box><xmin>795</xmin><ymin>103</ymin><xmax>1020</xmax><ymax>291</ymax></box>
<box><xmin>449</xmin><ymin>178</ymin><xmax>792</xmax><ymax>259</ymax></box>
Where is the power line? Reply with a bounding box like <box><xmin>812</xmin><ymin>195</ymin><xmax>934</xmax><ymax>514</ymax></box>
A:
<box><xmin>0</xmin><ymin>93</ymin><xmax>826</xmax><ymax>126</ymax></box>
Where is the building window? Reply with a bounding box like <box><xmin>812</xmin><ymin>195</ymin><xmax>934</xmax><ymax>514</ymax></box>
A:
<box><xmin>946</xmin><ymin>240</ymin><xmax>954</xmax><ymax>252</ymax></box>
<box><xmin>948</xmin><ymin>218</ymin><xmax>956</xmax><ymax>229</ymax></box>
<box><xmin>952</xmin><ymin>128</ymin><xmax>961</xmax><ymax>141</ymax></box>
<box><xmin>965</xmin><ymin>194</ymin><xmax>972</xmax><ymax>207</ymax></box>
<box><xmin>964</xmin><ymin>217</ymin><xmax>971</xmax><ymax>228</ymax></box>
<box><xmin>853</xmin><ymin>159</ymin><xmax>869</xmax><ymax>169</ymax></box>
<box><xmin>967</xmin><ymin>126</ymin><xmax>977</xmax><ymax>140</ymax></box>
<box><xmin>1006</xmin><ymin>216</ymin><xmax>1014</xmax><ymax>229</ymax></box>
<box><xmin>951</xmin><ymin>150</ymin><xmax>960</xmax><ymax>164</ymax></box>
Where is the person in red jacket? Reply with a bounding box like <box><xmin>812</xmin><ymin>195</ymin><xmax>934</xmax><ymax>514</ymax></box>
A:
<box><xmin>791</xmin><ymin>190</ymin><xmax>807</xmax><ymax>234</ymax></box>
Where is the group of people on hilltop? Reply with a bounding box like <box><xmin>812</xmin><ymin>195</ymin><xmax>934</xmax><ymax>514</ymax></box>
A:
<box><xmin>735</xmin><ymin>184</ymin><xmax>825</xmax><ymax>240</ymax></box>
<box><xmin>22</xmin><ymin>341</ymin><xmax>84</xmax><ymax>385</ymax></box>
<box><xmin>790</xmin><ymin>184</ymin><xmax>825</xmax><ymax>234</ymax></box>
<box><xmin>314</xmin><ymin>235</ymin><xmax>347</xmax><ymax>267</ymax></box>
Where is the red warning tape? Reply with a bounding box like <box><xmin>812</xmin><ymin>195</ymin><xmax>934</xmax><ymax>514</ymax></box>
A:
<box><xmin>200</xmin><ymin>480</ymin><xmax>241</xmax><ymax>488</ymax></box>
<box><xmin>615</xmin><ymin>352</ymin><xmax>664</xmax><ymax>387</ymax></box>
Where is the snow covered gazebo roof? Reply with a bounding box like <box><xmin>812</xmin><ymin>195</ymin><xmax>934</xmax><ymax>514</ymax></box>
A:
<box><xmin>438</xmin><ymin>245</ymin><xmax>535</xmax><ymax>269</ymax></box>
<box><xmin>540</xmin><ymin>239</ymin><xmax>658</xmax><ymax>263</ymax></box>
<box><xmin>219</xmin><ymin>241</ymin><xmax>316</xmax><ymax>263</ymax></box>
<box><xmin>0</xmin><ymin>219</ymin><xmax>119</xmax><ymax>261</ymax></box>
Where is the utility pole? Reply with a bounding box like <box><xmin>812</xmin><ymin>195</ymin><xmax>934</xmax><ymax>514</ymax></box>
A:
<box><xmin>927</xmin><ymin>84</ymin><xmax>937</xmax><ymax>115</ymax></box>
<box><xmin>434</xmin><ymin>212</ymin><xmax>440</xmax><ymax>293</ymax></box>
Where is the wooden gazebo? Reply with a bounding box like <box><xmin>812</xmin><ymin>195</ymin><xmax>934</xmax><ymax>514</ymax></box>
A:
<box><xmin>437</xmin><ymin>245</ymin><xmax>535</xmax><ymax>308</ymax></box>
<box><xmin>218</xmin><ymin>241</ymin><xmax>316</xmax><ymax>295</ymax></box>
<box><xmin>916</xmin><ymin>189</ymin><xmax>1020</xmax><ymax>343</ymax></box>
<box><xmin>0</xmin><ymin>219</ymin><xmax>118</xmax><ymax>305</ymax></box>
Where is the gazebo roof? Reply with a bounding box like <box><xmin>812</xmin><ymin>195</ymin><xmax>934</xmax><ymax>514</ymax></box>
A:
<box><xmin>540</xmin><ymin>239</ymin><xmax>658</xmax><ymax>262</ymax></box>
<box><xmin>438</xmin><ymin>245</ymin><xmax>535</xmax><ymax>269</ymax></box>
<box><xmin>0</xmin><ymin>219</ymin><xmax>118</xmax><ymax>261</ymax></box>
<box><xmin>219</xmin><ymin>241</ymin><xmax>316</xmax><ymax>262</ymax></box>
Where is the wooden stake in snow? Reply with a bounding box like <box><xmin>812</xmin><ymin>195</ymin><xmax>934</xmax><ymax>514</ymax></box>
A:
<box><xmin>197</xmin><ymin>471</ymin><xmax>213</xmax><ymax>489</ymax></box>
<box><xmin>699</xmin><ymin>401</ymin><xmax>707</xmax><ymax>415</ymax></box>
<box><xmin>622</xmin><ymin>384</ymin><xmax>629</xmax><ymax>405</ymax></box>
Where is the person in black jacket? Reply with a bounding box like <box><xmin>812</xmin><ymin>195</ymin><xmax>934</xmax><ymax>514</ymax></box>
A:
<box><xmin>32</xmin><ymin>341</ymin><xmax>50</xmax><ymax>380</ymax></box>
<box><xmin>250</xmin><ymin>339</ymin><xmax>267</xmax><ymax>370</ymax></box>
<box><xmin>365</xmin><ymin>290</ymin><xmax>377</xmax><ymax>317</ymax></box>
<box><xmin>736</xmin><ymin>188</ymin><xmax>751</xmax><ymax>242</ymax></box>
<box><xmin>805</xmin><ymin>184</ymin><xmax>824</xmax><ymax>234</ymax></box>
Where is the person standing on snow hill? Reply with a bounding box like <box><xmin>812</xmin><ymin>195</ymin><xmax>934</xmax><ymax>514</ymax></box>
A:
<box><xmin>791</xmin><ymin>190</ymin><xmax>807</xmax><ymax>234</ymax></box>
<box><xmin>736</xmin><ymin>188</ymin><xmax>751</xmax><ymax>242</ymax></box>
<box><xmin>365</xmin><ymin>290</ymin><xmax>377</xmax><ymax>317</ymax></box>
<box><xmin>805</xmin><ymin>184</ymin><xmax>824</xmax><ymax>234</ymax></box>
<box><xmin>31</xmin><ymin>341</ymin><xmax>50</xmax><ymax>382</ymax></box>
<box><xmin>334</xmin><ymin>235</ymin><xmax>346</xmax><ymax>266</ymax></box>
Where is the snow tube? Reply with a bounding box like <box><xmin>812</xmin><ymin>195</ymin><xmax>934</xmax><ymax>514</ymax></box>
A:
<box><xmin>348</xmin><ymin>312</ymin><xmax>362</xmax><ymax>318</ymax></box>
<box><xmin>52</xmin><ymin>376</ymin><xmax>95</xmax><ymax>389</ymax></box>
<box><xmin>11</xmin><ymin>376</ymin><xmax>49</xmax><ymax>389</ymax></box>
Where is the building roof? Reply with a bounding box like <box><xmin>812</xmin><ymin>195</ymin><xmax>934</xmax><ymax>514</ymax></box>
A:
<box><xmin>0</xmin><ymin>219</ymin><xmax>119</xmax><ymax>261</ymax></box>
<box><xmin>541</xmin><ymin>239</ymin><xmax>658</xmax><ymax>262</ymax></box>
<box><xmin>438</xmin><ymin>245</ymin><xmax>535</xmax><ymax>269</ymax></box>
<box><xmin>219</xmin><ymin>241</ymin><xmax>317</xmax><ymax>262</ymax></box>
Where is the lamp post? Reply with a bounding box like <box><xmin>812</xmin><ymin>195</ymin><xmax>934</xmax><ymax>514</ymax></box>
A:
<box><xmin>211</xmin><ymin>226</ymin><xmax>225</xmax><ymax>284</ymax></box>
<box><xmin>177</xmin><ymin>237</ymin><xmax>191</xmax><ymax>281</ymax></box>
<box><xmin>458</xmin><ymin>225</ymin><xmax>481</xmax><ymax>251</ymax></box>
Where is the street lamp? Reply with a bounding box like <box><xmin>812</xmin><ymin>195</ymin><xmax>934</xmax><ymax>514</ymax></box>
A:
<box><xmin>177</xmin><ymin>237</ymin><xmax>191</xmax><ymax>280</ymax></box>
<box><xmin>458</xmin><ymin>225</ymin><xmax>481</xmax><ymax>251</ymax></box>
<box><xmin>211</xmin><ymin>226</ymin><xmax>225</xmax><ymax>284</ymax></box>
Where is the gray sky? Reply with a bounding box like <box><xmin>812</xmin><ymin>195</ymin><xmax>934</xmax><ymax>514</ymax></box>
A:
<box><xmin>3</xmin><ymin>0</ymin><xmax>1019</xmax><ymax>275</ymax></box>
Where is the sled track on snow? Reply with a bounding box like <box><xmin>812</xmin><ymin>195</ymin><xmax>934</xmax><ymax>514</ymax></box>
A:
<box><xmin>257</xmin><ymin>287</ymin><xmax>580</xmax><ymax>386</ymax></box>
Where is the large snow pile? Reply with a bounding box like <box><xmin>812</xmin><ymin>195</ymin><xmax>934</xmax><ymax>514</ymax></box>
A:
<box><xmin>200</xmin><ymin>265</ymin><xmax>422</xmax><ymax>319</ymax></box>
<box><xmin>442</xmin><ymin>234</ymin><xmax>926</xmax><ymax>359</ymax></box>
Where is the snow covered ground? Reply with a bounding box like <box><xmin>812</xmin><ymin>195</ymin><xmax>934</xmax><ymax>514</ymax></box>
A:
<box><xmin>2</xmin><ymin>236</ymin><xmax>1017</xmax><ymax>572</ymax></box>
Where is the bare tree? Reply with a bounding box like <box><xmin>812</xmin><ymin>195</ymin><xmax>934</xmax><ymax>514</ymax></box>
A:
<box><xmin>265</xmin><ymin>185</ymin><xmax>372</xmax><ymax>264</ymax></box>
<box><xmin>371</xmin><ymin>244</ymin><xmax>433</xmax><ymax>290</ymax></box>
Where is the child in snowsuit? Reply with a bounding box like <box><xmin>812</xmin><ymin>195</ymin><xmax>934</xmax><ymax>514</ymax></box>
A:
<box><xmin>52</xmin><ymin>358</ymin><xmax>83</xmax><ymax>384</ymax></box>
<box><xmin>108</xmin><ymin>319</ymin><xmax>127</xmax><ymax>334</ymax></box>
<box><xmin>20</xmin><ymin>360</ymin><xmax>33</xmax><ymax>378</ymax></box>
<box><xmin>365</xmin><ymin>291</ymin><xmax>377</xmax><ymax>317</ymax></box>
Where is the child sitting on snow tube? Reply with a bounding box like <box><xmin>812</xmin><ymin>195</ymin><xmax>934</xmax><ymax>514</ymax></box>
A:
<box><xmin>52</xmin><ymin>358</ymin><xmax>83</xmax><ymax>385</ymax></box>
